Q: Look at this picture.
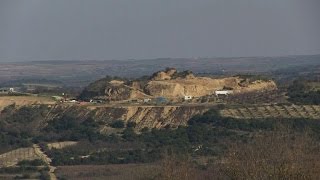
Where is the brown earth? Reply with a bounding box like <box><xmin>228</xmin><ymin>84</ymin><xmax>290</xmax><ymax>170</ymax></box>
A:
<box><xmin>47</xmin><ymin>141</ymin><xmax>78</xmax><ymax>150</ymax></box>
<box><xmin>0</xmin><ymin>96</ymin><xmax>55</xmax><ymax>111</ymax></box>
<box><xmin>56</xmin><ymin>164</ymin><xmax>159</xmax><ymax>180</ymax></box>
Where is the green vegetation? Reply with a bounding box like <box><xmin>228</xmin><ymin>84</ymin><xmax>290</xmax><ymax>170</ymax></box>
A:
<box><xmin>36</xmin><ymin>108</ymin><xmax>320</xmax><ymax>168</ymax></box>
<box><xmin>0</xmin><ymin>105</ymin><xmax>48</xmax><ymax>151</ymax></box>
<box><xmin>110</xmin><ymin>120</ymin><xmax>125</xmax><ymax>128</ymax></box>
<box><xmin>17</xmin><ymin>159</ymin><xmax>46</xmax><ymax>167</ymax></box>
<box><xmin>288</xmin><ymin>80</ymin><xmax>320</xmax><ymax>105</ymax></box>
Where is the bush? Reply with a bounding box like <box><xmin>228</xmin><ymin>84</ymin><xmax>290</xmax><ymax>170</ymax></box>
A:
<box><xmin>110</xmin><ymin>120</ymin><xmax>125</xmax><ymax>128</ymax></box>
<box><xmin>127</xmin><ymin>122</ymin><xmax>137</xmax><ymax>128</ymax></box>
<box><xmin>18</xmin><ymin>159</ymin><xmax>46</xmax><ymax>167</ymax></box>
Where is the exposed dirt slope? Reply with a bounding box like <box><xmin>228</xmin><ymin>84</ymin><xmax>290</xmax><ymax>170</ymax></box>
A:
<box><xmin>92</xmin><ymin>106</ymin><xmax>209</xmax><ymax>129</ymax></box>
<box><xmin>42</xmin><ymin>104</ymin><xmax>209</xmax><ymax>130</ymax></box>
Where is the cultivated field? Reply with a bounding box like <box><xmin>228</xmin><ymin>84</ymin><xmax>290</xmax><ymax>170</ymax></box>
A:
<box><xmin>0</xmin><ymin>96</ymin><xmax>55</xmax><ymax>110</ymax></box>
<box><xmin>221</xmin><ymin>105</ymin><xmax>320</xmax><ymax>119</ymax></box>
<box><xmin>0</xmin><ymin>148</ymin><xmax>39</xmax><ymax>168</ymax></box>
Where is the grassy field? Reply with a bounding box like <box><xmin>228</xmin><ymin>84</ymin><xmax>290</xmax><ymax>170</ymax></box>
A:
<box><xmin>221</xmin><ymin>105</ymin><xmax>320</xmax><ymax>119</ymax></box>
<box><xmin>0</xmin><ymin>148</ymin><xmax>39</xmax><ymax>168</ymax></box>
<box><xmin>309</xmin><ymin>82</ymin><xmax>320</xmax><ymax>91</ymax></box>
<box><xmin>0</xmin><ymin>96</ymin><xmax>55</xmax><ymax>110</ymax></box>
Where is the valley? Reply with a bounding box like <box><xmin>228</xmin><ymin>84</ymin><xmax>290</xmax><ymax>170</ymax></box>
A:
<box><xmin>0</xmin><ymin>62</ymin><xmax>319</xmax><ymax>179</ymax></box>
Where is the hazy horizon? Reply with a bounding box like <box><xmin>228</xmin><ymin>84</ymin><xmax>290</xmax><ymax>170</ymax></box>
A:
<box><xmin>1</xmin><ymin>0</ymin><xmax>320</xmax><ymax>62</ymax></box>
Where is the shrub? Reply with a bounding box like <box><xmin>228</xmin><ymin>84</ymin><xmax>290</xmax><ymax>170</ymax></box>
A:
<box><xmin>110</xmin><ymin>120</ymin><xmax>125</xmax><ymax>128</ymax></box>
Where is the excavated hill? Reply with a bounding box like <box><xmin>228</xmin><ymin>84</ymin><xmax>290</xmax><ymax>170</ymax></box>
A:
<box><xmin>79</xmin><ymin>68</ymin><xmax>277</xmax><ymax>101</ymax></box>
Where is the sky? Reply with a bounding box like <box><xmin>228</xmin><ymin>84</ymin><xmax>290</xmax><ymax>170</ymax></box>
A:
<box><xmin>0</xmin><ymin>0</ymin><xmax>320</xmax><ymax>61</ymax></box>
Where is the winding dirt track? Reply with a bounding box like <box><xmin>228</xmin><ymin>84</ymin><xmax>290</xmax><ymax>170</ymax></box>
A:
<box><xmin>33</xmin><ymin>144</ymin><xmax>57</xmax><ymax>180</ymax></box>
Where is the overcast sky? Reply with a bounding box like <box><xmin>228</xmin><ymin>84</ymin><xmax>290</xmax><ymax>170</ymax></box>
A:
<box><xmin>0</xmin><ymin>0</ymin><xmax>320</xmax><ymax>61</ymax></box>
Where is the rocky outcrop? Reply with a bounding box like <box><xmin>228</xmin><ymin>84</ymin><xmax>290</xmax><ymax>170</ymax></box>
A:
<box><xmin>151</xmin><ymin>68</ymin><xmax>177</xmax><ymax>81</ymax></box>
<box><xmin>104</xmin><ymin>84</ymin><xmax>132</xmax><ymax>101</ymax></box>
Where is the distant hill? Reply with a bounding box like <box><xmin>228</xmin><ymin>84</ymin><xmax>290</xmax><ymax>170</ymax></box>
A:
<box><xmin>0</xmin><ymin>55</ymin><xmax>319</xmax><ymax>87</ymax></box>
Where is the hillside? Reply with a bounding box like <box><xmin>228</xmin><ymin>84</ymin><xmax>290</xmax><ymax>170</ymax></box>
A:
<box><xmin>79</xmin><ymin>68</ymin><xmax>277</xmax><ymax>101</ymax></box>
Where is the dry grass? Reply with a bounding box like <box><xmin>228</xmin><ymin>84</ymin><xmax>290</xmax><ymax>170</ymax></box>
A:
<box><xmin>56</xmin><ymin>164</ymin><xmax>159</xmax><ymax>180</ymax></box>
<box><xmin>0</xmin><ymin>96</ymin><xmax>55</xmax><ymax>110</ymax></box>
<box><xmin>220</xmin><ymin>130</ymin><xmax>320</xmax><ymax>179</ymax></box>
<box><xmin>0</xmin><ymin>148</ymin><xmax>39</xmax><ymax>168</ymax></box>
<box><xmin>47</xmin><ymin>141</ymin><xmax>78</xmax><ymax>150</ymax></box>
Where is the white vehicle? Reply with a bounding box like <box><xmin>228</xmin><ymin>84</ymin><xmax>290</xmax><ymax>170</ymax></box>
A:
<box><xmin>215</xmin><ymin>90</ymin><xmax>233</xmax><ymax>96</ymax></box>
<box><xmin>144</xmin><ymin>98</ymin><xmax>152</xmax><ymax>103</ymax></box>
<box><xmin>184</xmin><ymin>96</ymin><xmax>193</xmax><ymax>100</ymax></box>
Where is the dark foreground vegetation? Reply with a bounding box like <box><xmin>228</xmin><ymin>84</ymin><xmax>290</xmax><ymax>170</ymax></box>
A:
<box><xmin>0</xmin><ymin>159</ymin><xmax>50</xmax><ymax>180</ymax></box>
<box><xmin>49</xmin><ymin>109</ymin><xmax>320</xmax><ymax>179</ymax></box>
<box><xmin>287</xmin><ymin>79</ymin><xmax>320</xmax><ymax>105</ymax></box>
<box><xmin>2</xmin><ymin>103</ymin><xmax>320</xmax><ymax>179</ymax></box>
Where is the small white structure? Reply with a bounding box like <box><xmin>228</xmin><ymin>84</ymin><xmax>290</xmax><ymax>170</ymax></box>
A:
<box><xmin>215</xmin><ymin>90</ymin><xmax>233</xmax><ymax>96</ymax></box>
<box><xmin>9</xmin><ymin>88</ymin><xmax>15</xmax><ymax>92</ymax></box>
<box><xmin>144</xmin><ymin>98</ymin><xmax>152</xmax><ymax>103</ymax></box>
<box><xmin>184</xmin><ymin>96</ymin><xmax>193</xmax><ymax>101</ymax></box>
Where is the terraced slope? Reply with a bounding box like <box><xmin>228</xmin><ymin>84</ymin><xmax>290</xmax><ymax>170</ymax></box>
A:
<box><xmin>0</xmin><ymin>142</ymin><xmax>77</xmax><ymax>179</ymax></box>
<box><xmin>221</xmin><ymin>105</ymin><xmax>320</xmax><ymax>119</ymax></box>
<box><xmin>0</xmin><ymin>147</ymin><xmax>39</xmax><ymax>167</ymax></box>
<box><xmin>0</xmin><ymin>96</ymin><xmax>55</xmax><ymax>111</ymax></box>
